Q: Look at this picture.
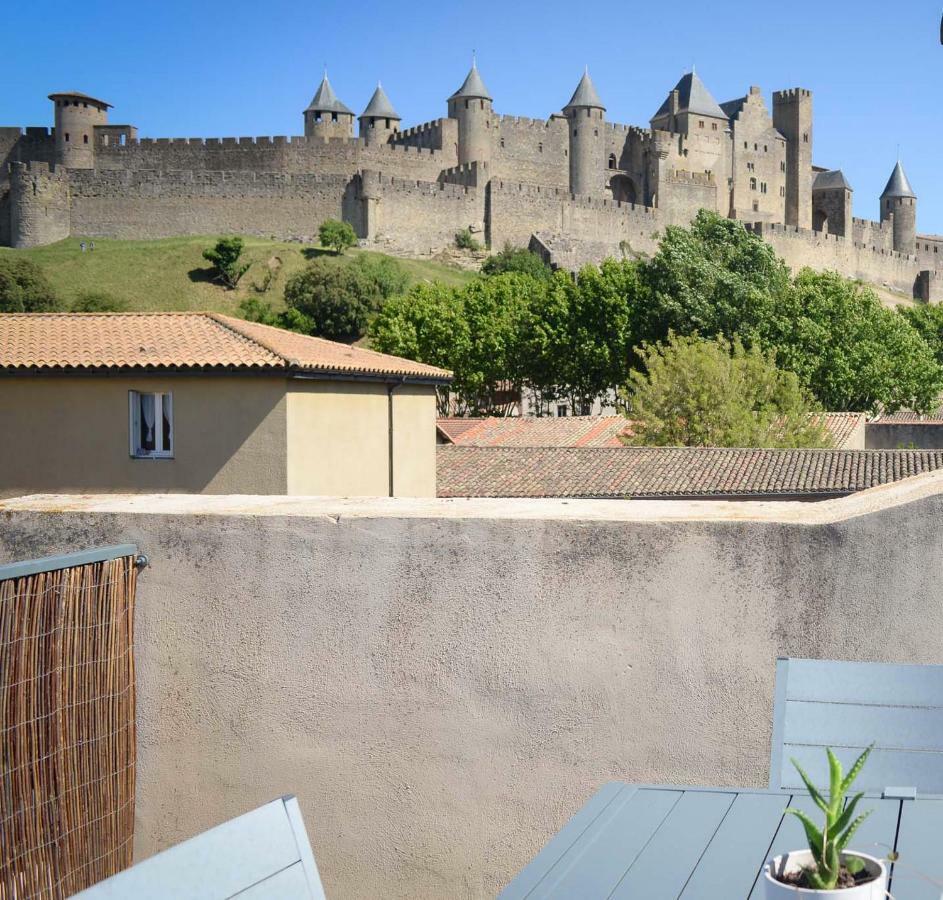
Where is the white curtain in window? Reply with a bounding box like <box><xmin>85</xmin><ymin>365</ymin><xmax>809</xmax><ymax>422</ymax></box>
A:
<box><xmin>140</xmin><ymin>393</ymin><xmax>155</xmax><ymax>449</ymax></box>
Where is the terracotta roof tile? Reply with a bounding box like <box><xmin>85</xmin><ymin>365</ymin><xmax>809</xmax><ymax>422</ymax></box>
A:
<box><xmin>819</xmin><ymin>412</ymin><xmax>867</xmax><ymax>448</ymax></box>
<box><xmin>436</xmin><ymin>416</ymin><xmax>631</xmax><ymax>447</ymax></box>
<box><xmin>437</xmin><ymin>446</ymin><xmax>943</xmax><ymax>499</ymax></box>
<box><xmin>0</xmin><ymin>313</ymin><xmax>451</xmax><ymax>382</ymax></box>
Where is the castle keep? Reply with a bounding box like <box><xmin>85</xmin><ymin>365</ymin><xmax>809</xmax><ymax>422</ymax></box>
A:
<box><xmin>1</xmin><ymin>67</ymin><xmax>940</xmax><ymax>299</ymax></box>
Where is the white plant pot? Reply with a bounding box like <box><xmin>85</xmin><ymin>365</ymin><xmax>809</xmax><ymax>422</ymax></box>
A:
<box><xmin>763</xmin><ymin>850</ymin><xmax>887</xmax><ymax>898</ymax></box>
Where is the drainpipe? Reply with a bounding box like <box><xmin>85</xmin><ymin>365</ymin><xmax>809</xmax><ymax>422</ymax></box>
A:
<box><xmin>387</xmin><ymin>378</ymin><xmax>406</xmax><ymax>497</ymax></box>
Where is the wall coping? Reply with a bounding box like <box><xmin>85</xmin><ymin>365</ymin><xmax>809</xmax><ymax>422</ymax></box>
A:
<box><xmin>4</xmin><ymin>468</ymin><xmax>943</xmax><ymax>525</ymax></box>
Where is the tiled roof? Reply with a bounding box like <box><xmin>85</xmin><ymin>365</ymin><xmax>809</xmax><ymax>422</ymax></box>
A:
<box><xmin>652</xmin><ymin>71</ymin><xmax>726</xmax><ymax>122</ymax></box>
<box><xmin>437</xmin><ymin>446</ymin><xmax>943</xmax><ymax>499</ymax></box>
<box><xmin>872</xmin><ymin>410</ymin><xmax>943</xmax><ymax>424</ymax></box>
<box><xmin>881</xmin><ymin>161</ymin><xmax>916</xmax><ymax>199</ymax></box>
<box><xmin>820</xmin><ymin>412</ymin><xmax>867</xmax><ymax>448</ymax></box>
<box><xmin>0</xmin><ymin>313</ymin><xmax>451</xmax><ymax>381</ymax></box>
<box><xmin>437</xmin><ymin>416</ymin><xmax>631</xmax><ymax>447</ymax></box>
<box><xmin>48</xmin><ymin>90</ymin><xmax>112</xmax><ymax>108</ymax></box>
<box><xmin>449</xmin><ymin>63</ymin><xmax>491</xmax><ymax>101</ymax></box>
<box><xmin>813</xmin><ymin>170</ymin><xmax>853</xmax><ymax>192</ymax></box>
<box><xmin>564</xmin><ymin>70</ymin><xmax>605</xmax><ymax>111</ymax></box>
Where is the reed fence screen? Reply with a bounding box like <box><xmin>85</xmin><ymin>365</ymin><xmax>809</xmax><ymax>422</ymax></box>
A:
<box><xmin>0</xmin><ymin>546</ymin><xmax>139</xmax><ymax>900</ymax></box>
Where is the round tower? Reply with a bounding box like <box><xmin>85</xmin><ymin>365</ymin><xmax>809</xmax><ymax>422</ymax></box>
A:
<box><xmin>880</xmin><ymin>160</ymin><xmax>917</xmax><ymax>255</ymax></box>
<box><xmin>49</xmin><ymin>91</ymin><xmax>110</xmax><ymax>169</ymax></box>
<box><xmin>447</xmin><ymin>61</ymin><xmax>492</xmax><ymax>166</ymax></box>
<box><xmin>563</xmin><ymin>69</ymin><xmax>606</xmax><ymax>197</ymax></box>
<box><xmin>359</xmin><ymin>83</ymin><xmax>401</xmax><ymax>147</ymax></box>
<box><xmin>303</xmin><ymin>72</ymin><xmax>354</xmax><ymax>140</ymax></box>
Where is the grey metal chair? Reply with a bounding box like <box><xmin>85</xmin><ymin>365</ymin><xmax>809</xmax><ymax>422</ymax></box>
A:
<box><xmin>71</xmin><ymin>795</ymin><xmax>327</xmax><ymax>899</ymax></box>
<box><xmin>769</xmin><ymin>657</ymin><xmax>943</xmax><ymax>797</ymax></box>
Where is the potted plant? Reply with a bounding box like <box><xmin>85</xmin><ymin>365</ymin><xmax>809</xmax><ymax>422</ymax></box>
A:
<box><xmin>764</xmin><ymin>745</ymin><xmax>888</xmax><ymax>897</ymax></box>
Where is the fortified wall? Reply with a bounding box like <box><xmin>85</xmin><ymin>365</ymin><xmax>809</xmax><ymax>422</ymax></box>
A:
<box><xmin>3</xmin><ymin>69</ymin><xmax>942</xmax><ymax>302</ymax></box>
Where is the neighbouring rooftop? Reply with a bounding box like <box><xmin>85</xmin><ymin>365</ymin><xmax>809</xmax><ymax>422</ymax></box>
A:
<box><xmin>437</xmin><ymin>445</ymin><xmax>943</xmax><ymax>500</ymax></box>
<box><xmin>0</xmin><ymin>312</ymin><xmax>451</xmax><ymax>382</ymax></box>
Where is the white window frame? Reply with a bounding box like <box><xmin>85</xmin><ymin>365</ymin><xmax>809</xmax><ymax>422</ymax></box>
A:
<box><xmin>129</xmin><ymin>391</ymin><xmax>174</xmax><ymax>459</ymax></box>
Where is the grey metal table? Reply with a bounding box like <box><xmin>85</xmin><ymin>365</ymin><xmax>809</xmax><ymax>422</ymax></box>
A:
<box><xmin>499</xmin><ymin>782</ymin><xmax>943</xmax><ymax>899</ymax></box>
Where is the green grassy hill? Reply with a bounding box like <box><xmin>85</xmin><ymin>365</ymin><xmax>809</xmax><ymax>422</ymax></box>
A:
<box><xmin>0</xmin><ymin>235</ymin><xmax>476</xmax><ymax>314</ymax></box>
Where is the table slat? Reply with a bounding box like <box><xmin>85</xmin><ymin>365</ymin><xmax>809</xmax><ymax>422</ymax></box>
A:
<box><xmin>608</xmin><ymin>791</ymin><xmax>735</xmax><ymax>900</ymax></box>
<box><xmin>888</xmin><ymin>798</ymin><xmax>943</xmax><ymax>900</ymax></box>
<box><xmin>678</xmin><ymin>792</ymin><xmax>791</xmax><ymax>900</ymax></box>
<box><xmin>845</xmin><ymin>796</ymin><xmax>900</xmax><ymax>869</ymax></box>
<box><xmin>498</xmin><ymin>782</ymin><xmax>631</xmax><ymax>900</ymax></box>
<box><xmin>527</xmin><ymin>789</ymin><xmax>681</xmax><ymax>899</ymax></box>
<box><xmin>747</xmin><ymin>795</ymin><xmax>819</xmax><ymax>899</ymax></box>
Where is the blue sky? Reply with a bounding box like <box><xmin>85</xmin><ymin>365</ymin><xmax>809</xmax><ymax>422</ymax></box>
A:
<box><xmin>5</xmin><ymin>0</ymin><xmax>943</xmax><ymax>230</ymax></box>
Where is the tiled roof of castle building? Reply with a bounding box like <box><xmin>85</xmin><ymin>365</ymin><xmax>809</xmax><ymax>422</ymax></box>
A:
<box><xmin>652</xmin><ymin>71</ymin><xmax>726</xmax><ymax>122</ymax></box>
<box><xmin>449</xmin><ymin>62</ymin><xmax>491</xmax><ymax>101</ymax></box>
<box><xmin>437</xmin><ymin>416</ymin><xmax>631</xmax><ymax>447</ymax></box>
<box><xmin>881</xmin><ymin>161</ymin><xmax>916</xmax><ymax>199</ymax></box>
<box><xmin>819</xmin><ymin>412</ymin><xmax>867</xmax><ymax>448</ymax></box>
<box><xmin>564</xmin><ymin>70</ymin><xmax>605</xmax><ymax>111</ymax></box>
<box><xmin>48</xmin><ymin>91</ymin><xmax>112</xmax><ymax>108</ymax></box>
<box><xmin>813</xmin><ymin>170</ymin><xmax>853</xmax><ymax>192</ymax></box>
<box><xmin>0</xmin><ymin>313</ymin><xmax>451</xmax><ymax>381</ymax></box>
<box><xmin>437</xmin><ymin>446</ymin><xmax>943</xmax><ymax>499</ymax></box>
<box><xmin>361</xmin><ymin>84</ymin><xmax>400</xmax><ymax>120</ymax></box>
<box><xmin>305</xmin><ymin>73</ymin><xmax>353</xmax><ymax>116</ymax></box>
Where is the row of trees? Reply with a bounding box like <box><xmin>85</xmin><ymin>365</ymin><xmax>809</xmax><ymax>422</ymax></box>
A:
<box><xmin>370</xmin><ymin>212</ymin><xmax>943</xmax><ymax>418</ymax></box>
<box><xmin>0</xmin><ymin>256</ymin><xmax>126</xmax><ymax>312</ymax></box>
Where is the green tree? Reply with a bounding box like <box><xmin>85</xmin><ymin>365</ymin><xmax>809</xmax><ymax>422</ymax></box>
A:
<box><xmin>900</xmin><ymin>302</ymin><xmax>943</xmax><ymax>367</ymax></box>
<box><xmin>481</xmin><ymin>245</ymin><xmax>551</xmax><ymax>280</ymax></box>
<box><xmin>237</xmin><ymin>296</ymin><xmax>280</xmax><ymax>326</ymax></box>
<box><xmin>0</xmin><ymin>257</ymin><xmax>60</xmax><ymax>312</ymax></box>
<box><xmin>318</xmin><ymin>219</ymin><xmax>357</xmax><ymax>255</ymax></box>
<box><xmin>351</xmin><ymin>254</ymin><xmax>409</xmax><ymax>299</ymax></box>
<box><xmin>768</xmin><ymin>270</ymin><xmax>942</xmax><ymax>413</ymax></box>
<box><xmin>202</xmin><ymin>237</ymin><xmax>249</xmax><ymax>289</ymax></box>
<box><xmin>71</xmin><ymin>290</ymin><xmax>127</xmax><ymax>312</ymax></box>
<box><xmin>283</xmin><ymin>258</ymin><xmax>382</xmax><ymax>342</ymax></box>
<box><xmin>622</xmin><ymin>333</ymin><xmax>831</xmax><ymax>448</ymax></box>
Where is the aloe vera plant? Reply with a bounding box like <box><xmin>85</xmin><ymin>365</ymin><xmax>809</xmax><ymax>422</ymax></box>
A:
<box><xmin>785</xmin><ymin>745</ymin><xmax>874</xmax><ymax>890</ymax></box>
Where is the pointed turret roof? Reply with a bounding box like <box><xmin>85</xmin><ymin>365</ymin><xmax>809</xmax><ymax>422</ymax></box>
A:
<box><xmin>360</xmin><ymin>83</ymin><xmax>400</xmax><ymax>120</ymax></box>
<box><xmin>652</xmin><ymin>71</ymin><xmax>726</xmax><ymax>122</ymax></box>
<box><xmin>449</xmin><ymin>62</ymin><xmax>491</xmax><ymax>101</ymax></box>
<box><xmin>306</xmin><ymin>72</ymin><xmax>353</xmax><ymax>116</ymax></box>
<box><xmin>881</xmin><ymin>161</ymin><xmax>916</xmax><ymax>199</ymax></box>
<box><xmin>564</xmin><ymin>69</ymin><xmax>605</xmax><ymax>111</ymax></box>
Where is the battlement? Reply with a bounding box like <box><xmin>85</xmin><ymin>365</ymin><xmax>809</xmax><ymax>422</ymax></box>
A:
<box><xmin>366</xmin><ymin>171</ymin><xmax>476</xmax><ymax>200</ymax></box>
<box><xmin>11</xmin><ymin>160</ymin><xmax>62</xmax><ymax>177</ymax></box>
<box><xmin>493</xmin><ymin>114</ymin><xmax>554</xmax><ymax>129</ymax></box>
<box><xmin>747</xmin><ymin>221</ymin><xmax>916</xmax><ymax>261</ymax></box>
<box><xmin>439</xmin><ymin>161</ymin><xmax>489</xmax><ymax>188</ymax></box>
<box><xmin>772</xmin><ymin>88</ymin><xmax>812</xmax><ymax>101</ymax></box>
<box><xmin>665</xmin><ymin>168</ymin><xmax>714</xmax><ymax>185</ymax></box>
<box><xmin>491</xmin><ymin>178</ymin><xmax>657</xmax><ymax>216</ymax></box>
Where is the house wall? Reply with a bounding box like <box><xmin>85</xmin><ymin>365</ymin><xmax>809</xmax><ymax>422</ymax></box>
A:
<box><xmin>2</xmin><ymin>482</ymin><xmax>943</xmax><ymax>898</ymax></box>
<box><xmin>0</xmin><ymin>375</ymin><xmax>288</xmax><ymax>496</ymax></box>
<box><xmin>866</xmin><ymin>422</ymin><xmax>943</xmax><ymax>450</ymax></box>
<box><xmin>285</xmin><ymin>380</ymin><xmax>438</xmax><ymax>497</ymax></box>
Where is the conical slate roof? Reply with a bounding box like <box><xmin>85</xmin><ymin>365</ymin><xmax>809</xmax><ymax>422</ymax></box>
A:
<box><xmin>881</xmin><ymin>161</ymin><xmax>916</xmax><ymax>199</ymax></box>
<box><xmin>652</xmin><ymin>71</ymin><xmax>726</xmax><ymax>121</ymax></box>
<box><xmin>449</xmin><ymin>62</ymin><xmax>491</xmax><ymax>101</ymax></box>
<box><xmin>361</xmin><ymin>83</ymin><xmax>400</xmax><ymax>120</ymax></box>
<box><xmin>564</xmin><ymin>69</ymin><xmax>605</xmax><ymax>111</ymax></box>
<box><xmin>306</xmin><ymin>73</ymin><xmax>353</xmax><ymax>115</ymax></box>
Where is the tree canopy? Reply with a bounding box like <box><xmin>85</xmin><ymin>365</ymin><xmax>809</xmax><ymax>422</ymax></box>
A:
<box><xmin>0</xmin><ymin>257</ymin><xmax>60</xmax><ymax>312</ymax></box>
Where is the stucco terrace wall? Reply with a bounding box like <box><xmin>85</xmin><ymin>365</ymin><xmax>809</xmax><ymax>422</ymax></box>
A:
<box><xmin>2</xmin><ymin>479</ymin><xmax>943</xmax><ymax>898</ymax></box>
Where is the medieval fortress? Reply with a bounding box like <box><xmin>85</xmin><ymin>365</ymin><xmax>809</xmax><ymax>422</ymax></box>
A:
<box><xmin>1</xmin><ymin>64</ymin><xmax>940</xmax><ymax>299</ymax></box>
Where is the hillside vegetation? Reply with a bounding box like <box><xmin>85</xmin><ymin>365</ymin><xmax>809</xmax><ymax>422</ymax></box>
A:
<box><xmin>0</xmin><ymin>235</ymin><xmax>475</xmax><ymax>314</ymax></box>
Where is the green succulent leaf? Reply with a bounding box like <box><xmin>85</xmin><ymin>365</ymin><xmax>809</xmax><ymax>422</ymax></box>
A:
<box><xmin>845</xmin><ymin>855</ymin><xmax>865</xmax><ymax>874</ymax></box>
<box><xmin>785</xmin><ymin>807</ymin><xmax>823</xmax><ymax>859</ymax></box>
<box><xmin>790</xmin><ymin>758</ymin><xmax>830</xmax><ymax>815</ymax></box>
<box><xmin>827</xmin><ymin>749</ymin><xmax>844</xmax><ymax>816</ymax></box>
<box><xmin>841</xmin><ymin>744</ymin><xmax>875</xmax><ymax>794</ymax></box>
<box><xmin>837</xmin><ymin>810</ymin><xmax>872</xmax><ymax>851</ymax></box>
<box><xmin>832</xmin><ymin>791</ymin><xmax>864</xmax><ymax>835</ymax></box>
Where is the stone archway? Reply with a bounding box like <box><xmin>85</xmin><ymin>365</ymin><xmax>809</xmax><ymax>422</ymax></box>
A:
<box><xmin>812</xmin><ymin>208</ymin><xmax>829</xmax><ymax>233</ymax></box>
<box><xmin>610</xmin><ymin>174</ymin><xmax>638</xmax><ymax>205</ymax></box>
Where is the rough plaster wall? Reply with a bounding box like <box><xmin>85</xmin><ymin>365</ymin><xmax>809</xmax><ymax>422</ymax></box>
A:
<box><xmin>866</xmin><ymin>423</ymin><xmax>943</xmax><ymax>449</ymax></box>
<box><xmin>4</xmin><ymin>493</ymin><xmax>943</xmax><ymax>897</ymax></box>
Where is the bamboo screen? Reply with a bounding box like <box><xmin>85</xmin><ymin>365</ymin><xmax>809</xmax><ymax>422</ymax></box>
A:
<box><xmin>0</xmin><ymin>551</ymin><xmax>138</xmax><ymax>899</ymax></box>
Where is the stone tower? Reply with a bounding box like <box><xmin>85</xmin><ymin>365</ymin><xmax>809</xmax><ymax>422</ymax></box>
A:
<box><xmin>359</xmin><ymin>84</ymin><xmax>400</xmax><ymax>147</ymax></box>
<box><xmin>563</xmin><ymin>69</ymin><xmax>606</xmax><ymax>197</ymax></box>
<box><xmin>881</xmin><ymin>161</ymin><xmax>917</xmax><ymax>255</ymax></box>
<box><xmin>447</xmin><ymin>61</ymin><xmax>492</xmax><ymax>166</ymax></box>
<box><xmin>303</xmin><ymin>73</ymin><xmax>354</xmax><ymax>139</ymax></box>
<box><xmin>772</xmin><ymin>88</ymin><xmax>813</xmax><ymax>229</ymax></box>
<box><xmin>49</xmin><ymin>91</ymin><xmax>110</xmax><ymax>169</ymax></box>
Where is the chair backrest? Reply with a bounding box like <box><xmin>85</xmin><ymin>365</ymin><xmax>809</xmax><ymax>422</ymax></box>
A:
<box><xmin>72</xmin><ymin>795</ymin><xmax>327</xmax><ymax>899</ymax></box>
<box><xmin>770</xmin><ymin>657</ymin><xmax>943</xmax><ymax>795</ymax></box>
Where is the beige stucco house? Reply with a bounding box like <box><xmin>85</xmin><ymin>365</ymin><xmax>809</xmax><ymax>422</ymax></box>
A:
<box><xmin>0</xmin><ymin>312</ymin><xmax>450</xmax><ymax>497</ymax></box>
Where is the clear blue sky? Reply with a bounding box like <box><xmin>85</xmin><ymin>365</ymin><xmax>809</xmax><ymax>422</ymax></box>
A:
<box><xmin>5</xmin><ymin>0</ymin><xmax>943</xmax><ymax>230</ymax></box>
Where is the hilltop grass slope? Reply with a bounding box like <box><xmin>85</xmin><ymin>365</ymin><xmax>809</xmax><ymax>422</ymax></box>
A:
<box><xmin>0</xmin><ymin>235</ymin><xmax>475</xmax><ymax>314</ymax></box>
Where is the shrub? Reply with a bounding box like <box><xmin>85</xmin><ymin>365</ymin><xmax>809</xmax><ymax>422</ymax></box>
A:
<box><xmin>455</xmin><ymin>228</ymin><xmax>481</xmax><ymax>251</ymax></box>
<box><xmin>283</xmin><ymin>258</ymin><xmax>382</xmax><ymax>342</ymax></box>
<box><xmin>0</xmin><ymin>257</ymin><xmax>60</xmax><ymax>312</ymax></box>
<box><xmin>318</xmin><ymin>219</ymin><xmax>357</xmax><ymax>255</ymax></box>
<box><xmin>202</xmin><ymin>237</ymin><xmax>249</xmax><ymax>289</ymax></box>
<box><xmin>71</xmin><ymin>290</ymin><xmax>127</xmax><ymax>312</ymax></box>
<box><xmin>481</xmin><ymin>245</ymin><xmax>551</xmax><ymax>280</ymax></box>
<box><xmin>237</xmin><ymin>296</ymin><xmax>280</xmax><ymax>326</ymax></box>
<box><xmin>352</xmin><ymin>254</ymin><xmax>409</xmax><ymax>299</ymax></box>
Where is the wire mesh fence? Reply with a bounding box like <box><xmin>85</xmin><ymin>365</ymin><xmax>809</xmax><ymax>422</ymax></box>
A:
<box><xmin>0</xmin><ymin>548</ymin><xmax>139</xmax><ymax>900</ymax></box>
